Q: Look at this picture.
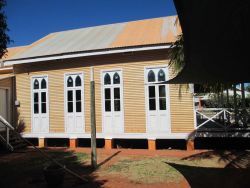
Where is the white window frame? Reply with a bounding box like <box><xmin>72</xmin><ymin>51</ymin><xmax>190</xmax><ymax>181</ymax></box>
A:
<box><xmin>101</xmin><ymin>68</ymin><xmax>124</xmax><ymax>134</ymax></box>
<box><xmin>0</xmin><ymin>86</ymin><xmax>11</xmax><ymax>126</ymax></box>
<box><xmin>64</xmin><ymin>72</ymin><xmax>85</xmax><ymax>133</ymax></box>
<box><xmin>144</xmin><ymin>65</ymin><xmax>172</xmax><ymax>133</ymax></box>
<box><xmin>30</xmin><ymin>75</ymin><xmax>50</xmax><ymax>133</ymax></box>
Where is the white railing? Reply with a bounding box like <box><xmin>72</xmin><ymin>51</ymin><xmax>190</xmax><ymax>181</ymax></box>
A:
<box><xmin>0</xmin><ymin>115</ymin><xmax>15</xmax><ymax>151</ymax></box>
<box><xmin>195</xmin><ymin>108</ymin><xmax>234</xmax><ymax>130</ymax></box>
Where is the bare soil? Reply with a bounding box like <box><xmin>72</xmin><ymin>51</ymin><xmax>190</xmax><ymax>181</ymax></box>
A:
<box><xmin>1</xmin><ymin>148</ymin><xmax>250</xmax><ymax>188</ymax></box>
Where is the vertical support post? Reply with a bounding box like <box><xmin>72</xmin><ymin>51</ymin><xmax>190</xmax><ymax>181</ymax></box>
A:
<box><xmin>6</xmin><ymin>127</ymin><xmax>9</xmax><ymax>147</ymax></box>
<box><xmin>69</xmin><ymin>138</ymin><xmax>78</xmax><ymax>148</ymax></box>
<box><xmin>186</xmin><ymin>140</ymin><xmax>195</xmax><ymax>151</ymax></box>
<box><xmin>233</xmin><ymin>84</ymin><xmax>238</xmax><ymax>125</ymax></box>
<box><xmin>38</xmin><ymin>137</ymin><xmax>46</xmax><ymax>148</ymax></box>
<box><xmin>105</xmin><ymin>139</ymin><xmax>113</xmax><ymax>150</ymax></box>
<box><xmin>148</xmin><ymin>139</ymin><xmax>156</xmax><ymax>150</ymax></box>
<box><xmin>226</xmin><ymin>88</ymin><xmax>229</xmax><ymax>108</ymax></box>
<box><xmin>241</xmin><ymin>83</ymin><xmax>247</xmax><ymax>127</ymax></box>
<box><xmin>226</xmin><ymin>87</ymin><xmax>230</xmax><ymax>124</ymax></box>
<box><xmin>90</xmin><ymin>67</ymin><xmax>97</xmax><ymax>168</ymax></box>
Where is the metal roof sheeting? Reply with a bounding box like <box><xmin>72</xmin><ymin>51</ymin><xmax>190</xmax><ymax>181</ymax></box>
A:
<box><xmin>1</xmin><ymin>46</ymin><xmax>29</xmax><ymax>60</ymax></box>
<box><xmin>6</xmin><ymin>16</ymin><xmax>180</xmax><ymax>61</ymax></box>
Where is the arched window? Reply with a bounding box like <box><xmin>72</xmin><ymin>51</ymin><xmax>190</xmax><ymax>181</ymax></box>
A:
<box><xmin>113</xmin><ymin>72</ymin><xmax>120</xmax><ymax>84</ymax></box>
<box><xmin>41</xmin><ymin>78</ymin><xmax>47</xmax><ymax>89</ymax></box>
<box><xmin>67</xmin><ymin>76</ymin><xmax>73</xmax><ymax>87</ymax></box>
<box><xmin>33</xmin><ymin>79</ymin><xmax>39</xmax><ymax>89</ymax></box>
<box><xmin>148</xmin><ymin>70</ymin><xmax>155</xmax><ymax>82</ymax></box>
<box><xmin>104</xmin><ymin>73</ymin><xmax>111</xmax><ymax>85</ymax></box>
<box><xmin>158</xmin><ymin>69</ymin><xmax>165</xmax><ymax>81</ymax></box>
<box><xmin>75</xmin><ymin>75</ymin><xmax>81</xmax><ymax>87</ymax></box>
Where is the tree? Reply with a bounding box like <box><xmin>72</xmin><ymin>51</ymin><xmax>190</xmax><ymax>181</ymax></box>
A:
<box><xmin>0</xmin><ymin>0</ymin><xmax>10</xmax><ymax>59</ymax></box>
<box><xmin>246</xmin><ymin>85</ymin><xmax>250</xmax><ymax>93</ymax></box>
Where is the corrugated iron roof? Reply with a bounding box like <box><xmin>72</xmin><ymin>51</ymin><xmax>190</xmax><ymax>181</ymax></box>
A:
<box><xmin>1</xmin><ymin>46</ymin><xmax>29</xmax><ymax>60</ymax></box>
<box><xmin>6</xmin><ymin>15</ymin><xmax>180</xmax><ymax>61</ymax></box>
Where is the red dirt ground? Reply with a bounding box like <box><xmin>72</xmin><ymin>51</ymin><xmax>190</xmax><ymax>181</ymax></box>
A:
<box><xmin>71</xmin><ymin>148</ymin><xmax>200</xmax><ymax>188</ymax></box>
<box><xmin>2</xmin><ymin>148</ymin><xmax>250</xmax><ymax>188</ymax></box>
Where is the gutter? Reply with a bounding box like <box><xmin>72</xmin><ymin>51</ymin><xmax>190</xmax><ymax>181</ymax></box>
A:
<box><xmin>4</xmin><ymin>44</ymin><xmax>171</xmax><ymax>66</ymax></box>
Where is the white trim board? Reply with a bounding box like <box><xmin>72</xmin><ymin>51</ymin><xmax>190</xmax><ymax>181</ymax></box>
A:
<box><xmin>21</xmin><ymin>132</ymin><xmax>190</xmax><ymax>140</ymax></box>
<box><xmin>4</xmin><ymin>45</ymin><xmax>171</xmax><ymax>66</ymax></box>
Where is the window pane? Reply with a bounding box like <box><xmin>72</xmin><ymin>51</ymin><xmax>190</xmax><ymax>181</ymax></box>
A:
<box><xmin>34</xmin><ymin>103</ymin><xmax>39</xmax><ymax>114</ymax></box>
<box><xmin>33</xmin><ymin>79</ymin><xmax>39</xmax><ymax>89</ymax></box>
<box><xmin>67</xmin><ymin>90</ymin><xmax>73</xmax><ymax>101</ymax></box>
<box><xmin>76</xmin><ymin>90</ymin><xmax>81</xmax><ymax>101</ymax></box>
<box><xmin>68</xmin><ymin>102</ymin><xmax>73</xmax><ymax>113</ymax></box>
<box><xmin>159</xmin><ymin>85</ymin><xmax>166</xmax><ymax>97</ymax></box>
<box><xmin>41</xmin><ymin>92</ymin><xmax>46</xmax><ymax>102</ymax></box>
<box><xmin>105</xmin><ymin>88</ymin><xmax>111</xmax><ymax>99</ymax></box>
<box><xmin>158</xmin><ymin>69</ymin><xmax>166</xmax><ymax>81</ymax></box>
<box><xmin>113</xmin><ymin>72</ymin><xmax>120</xmax><ymax>84</ymax></box>
<box><xmin>148</xmin><ymin>70</ymin><xmax>155</xmax><ymax>82</ymax></box>
<box><xmin>159</xmin><ymin>98</ymin><xmax>166</xmax><ymax>110</ymax></box>
<box><xmin>75</xmin><ymin>75</ymin><xmax>81</xmax><ymax>86</ymax></box>
<box><xmin>148</xmin><ymin>86</ymin><xmax>155</xmax><ymax>98</ymax></box>
<box><xmin>34</xmin><ymin>93</ymin><xmax>38</xmax><ymax>103</ymax></box>
<box><xmin>41</xmin><ymin>78</ymin><xmax>47</xmax><ymax>89</ymax></box>
<box><xmin>42</xmin><ymin>103</ymin><xmax>46</xmax><ymax>113</ymax></box>
<box><xmin>67</xmin><ymin>76</ymin><xmax>73</xmax><ymax>87</ymax></box>
<box><xmin>114</xmin><ymin>88</ymin><xmax>120</xmax><ymax>99</ymax></box>
<box><xmin>76</xmin><ymin>101</ymin><xmax>81</xmax><ymax>112</ymax></box>
<box><xmin>149</xmin><ymin>99</ymin><xmax>156</xmax><ymax>111</ymax></box>
<box><xmin>104</xmin><ymin>73</ymin><xmax>111</xmax><ymax>85</ymax></box>
<box><xmin>114</xmin><ymin>100</ymin><xmax>120</xmax><ymax>111</ymax></box>
<box><xmin>105</xmin><ymin>100</ymin><xmax>111</xmax><ymax>112</ymax></box>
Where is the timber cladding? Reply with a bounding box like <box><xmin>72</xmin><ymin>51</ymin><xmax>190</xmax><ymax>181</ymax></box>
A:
<box><xmin>14</xmin><ymin>50</ymin><xmax>194</xmax><ymax>135</ymax></box>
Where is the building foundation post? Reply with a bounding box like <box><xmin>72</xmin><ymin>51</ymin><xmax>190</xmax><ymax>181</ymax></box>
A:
<box><xmin>186</xmin><ymin>140</ymin><xmax>195</xmax><ymax>151</ymax></box>
<box><xmin>105</xmin><ymin>139</ymin><xmax>113</xmax><ymax>150</ymax></box>
<box><xmin>69</xmin><ymin>138</ymin><xmax>78</xmax><ymax>148</ymax></box>
<box><xmin>148</xmin><ymin>139</ymin><xmax>156</xmax><ymax>150</ymax></box>
<box><xmin>38</xmin><ymin>137</ymin><xmax>47</xmax><ymax>148</ymax></box>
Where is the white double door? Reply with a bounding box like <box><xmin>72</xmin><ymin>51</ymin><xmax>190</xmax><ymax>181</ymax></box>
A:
<box><xmin>102</xmin><ymin>71</ymin><xmax>124</xmax><ymax>134</ymax></box>
<box><xmin>145</xmin><ymin>67</ymin><xmax>170</xmax><ymax>133</ymax></box>
<box><xmin>32</xmin><ymin>76</ymin><xmax>49</xmax><ymax>133</ymax></box>
<box><xmin>65</xmin><ymin>73</ymin><xmax>85</xmax><ymax>133</ymax></box>
<box><xmin>0</xmin><ymin>88</ymin><xmax>9</xmax><ymax>131</ymax></box>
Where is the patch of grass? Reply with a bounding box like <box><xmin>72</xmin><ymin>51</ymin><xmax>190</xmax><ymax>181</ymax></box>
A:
<box><xmin>74</xmin><ymin>152</ymin><xmax>89</xmax><ymax>162</ymax></box>
<box><xmin>164</xmin><ymin>157</ymin><xmax>224</xmax><ymax>168</ymax></box>
<box><xmin>106</xmin><ymin>158</ymin><xmax>182</xmax><ymax>184</ymax></box>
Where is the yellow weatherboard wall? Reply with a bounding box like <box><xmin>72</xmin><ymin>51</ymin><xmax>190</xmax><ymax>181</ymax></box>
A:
<box><xmin>14</xmin><ymin>50</ymin><xmax>194</xmax><ymax>135</ymax></box>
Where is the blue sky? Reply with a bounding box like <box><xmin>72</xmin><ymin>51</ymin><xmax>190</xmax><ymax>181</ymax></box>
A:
<box><xmin>4</xmin><ymin>0</ymin><xmax>176</xmax><ymax>47</ymax></box>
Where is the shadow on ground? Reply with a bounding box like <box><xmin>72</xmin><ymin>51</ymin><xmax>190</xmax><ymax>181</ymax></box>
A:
<box><xmin>167</xmin><ymin>150</ymin><xmax>250</xmax><ymax>188</ymax></box>
<box><xmin>0</xmin><ymin>148</ymin><xmax>120</xmax><ymax>188</ymax></box>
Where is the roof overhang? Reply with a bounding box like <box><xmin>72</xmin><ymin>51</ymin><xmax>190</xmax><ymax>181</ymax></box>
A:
<box><xmin>4</xmin><ymin>44</ymin><xmax>171</xmax><ymax>66</ymax></box>
<box><xmin>0</xmin><ymin>66</ymin><xmax>13</xmax><ymax>74</ymax></box>
<box><xmin>0</xmin><ymin>73</ymin><xmax>14</xmax><ymax>81</ymax></box>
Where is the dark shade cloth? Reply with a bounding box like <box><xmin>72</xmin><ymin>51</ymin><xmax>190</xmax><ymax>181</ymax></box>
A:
<box><xmin>166</xmin><ymin>0</ymin><xmax>250</xmax><ymax>84</ymax></box>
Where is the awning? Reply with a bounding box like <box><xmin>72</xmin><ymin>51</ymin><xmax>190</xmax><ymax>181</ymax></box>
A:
<box><xmin>0</xmin><ymin>73</ymin><xmax>14</xmax><ymax>81</ymax></box>
<box><xmin>167</xmin><ymin>0</ymin><xmax>250</xmax><ymax>84</ymax></box>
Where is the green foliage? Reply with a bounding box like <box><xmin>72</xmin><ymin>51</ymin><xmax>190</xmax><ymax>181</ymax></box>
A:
<box><xmin>246</xmin><ymin>85</ymin><xmax>250</xmax><ymax>92</ymax></box>
<box><xmin>0</xmin><ymin>0</ymin><xmax>10</xmax><ymax>58</ymax></box>
<box><xmin>169</xmin><ymin>34</ymin><xmax>185</xmax><ymax>75</ymax></box>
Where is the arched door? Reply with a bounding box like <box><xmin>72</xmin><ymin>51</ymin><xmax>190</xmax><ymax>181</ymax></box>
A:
<box><xmin>145</xmin><ymin>67</ymin><xmax>171</xmax><ymax>133</ymax></box>
<box><xmin>32</xmin><ymin>76</ymin><xmax>49</xmax><ymax>133</ymax></box>
<box><xmin>65</xmin><ymin>73</ymin><xmax>85</xmax><ymax>133</ymax></box>
<box><xmin>102</xmin><ymin>71</ymin><xmax>124</xmax><ymax>134</ymax></box>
